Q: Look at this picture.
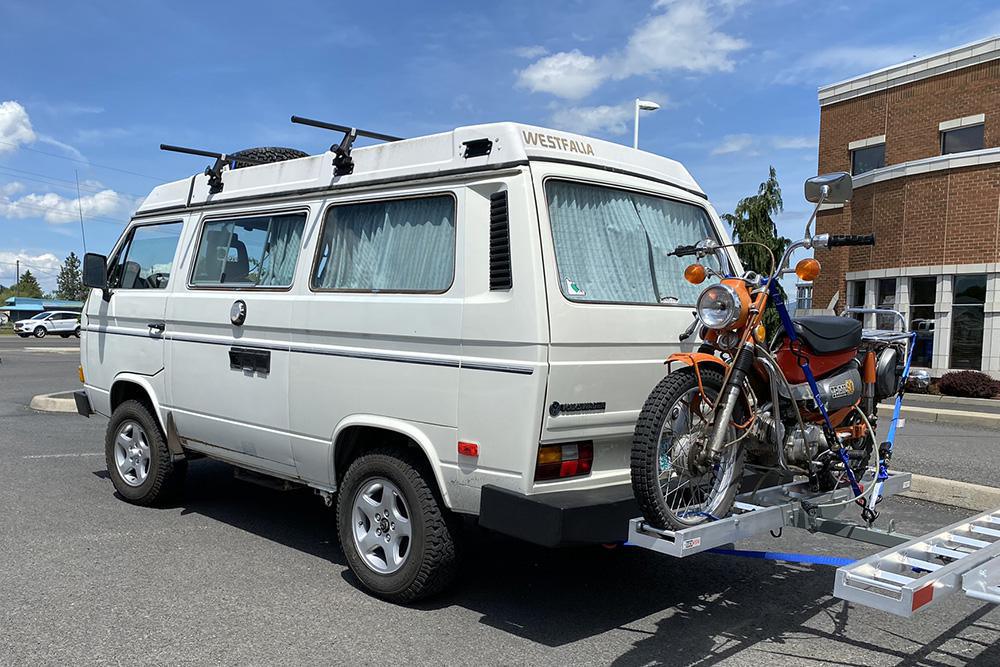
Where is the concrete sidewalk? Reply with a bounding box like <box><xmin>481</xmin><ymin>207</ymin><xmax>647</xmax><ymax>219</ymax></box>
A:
<box><xmin>881</xmin><ymin>392</ymin><xmax>1000</xmax><ymax>428</ymax></box>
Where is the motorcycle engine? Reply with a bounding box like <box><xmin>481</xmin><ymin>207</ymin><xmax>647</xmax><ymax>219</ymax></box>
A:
<box><xmin>784</xmin><ymin>424</ymin><xmax>825</xmax><ymax>463</ymax></box>
<box><xmin>778</xmin><ymin>361</ymin><xmax>863</xmax><ymax>413</ymax></box>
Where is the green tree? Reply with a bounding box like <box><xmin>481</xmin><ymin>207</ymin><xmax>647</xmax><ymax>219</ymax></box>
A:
<box><xmin>56</xmin><ymin>252</ymin><xmax>85</xmax><ymax>300</ymax></box>
<box><xmin>14</xmin><ymin>270</ymin><xmax>44</xmax><ymax>298</ymax></box>
<box><xmin>721</xmin><ymin>166</ymin><xmax>791</xmax><ymax>332</ymax></box>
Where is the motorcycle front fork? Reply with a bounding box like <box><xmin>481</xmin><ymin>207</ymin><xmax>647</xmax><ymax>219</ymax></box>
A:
<box><xmin>705</xmin><ymin>344</ymin><xmax>756</xmax><ymax>461</ymax></box>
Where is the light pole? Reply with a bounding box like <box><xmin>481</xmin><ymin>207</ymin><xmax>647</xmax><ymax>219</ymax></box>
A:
<box><xmin>633</xmin><ymin>99</ymin><xmax>661</xmax><ymax>149</ymax></box>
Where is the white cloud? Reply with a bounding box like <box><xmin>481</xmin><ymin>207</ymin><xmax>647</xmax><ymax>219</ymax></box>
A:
<box><xmin>712</xmin><ymin>133</ymin><xmax>756</xmax><ymax>155</ymax></box>
<box><xmin>513</xmin><ymin>45</ymin><xmax>548</xmax><ymax>59</ymax></box>
<box><xmin>517</xmin><ymin>0</ymin><xmax>747</xmax><ymax>99</ymax></box>
<box><xmin>1</xmin><ymin>182</ymin><xmax>25</xmax><ymax>197</ymax></box>
<box><xmin>0</xmin><ymin>101</ymin><xmax>36</xmax><ymax>154</ymax></box>
<box><xmin>551</xmin><ymin>102</ymin><xmax>634</xmax><ymax>136</ymax></box>
<box><xmin>0</xmin><ymin>250</ymin><xmax>62</xmax><ymax>289</ymax></box>
<box><xmin>0</xmin><ymin>188</ymin><xmax>137</xmax><ymax>225</ymax></box>
<box><xmin>775</xmin><ymin>44</ymin><xmax>920</xmax><ymax>85</ymax></box>
<box><xmin>0</xmin><ymin>100</ymin><xmax>85</xmax><ymax>160</ymax></box>
<box><xmin>551</xmin><ymin>93</ymin><xmax>672</xmax><ymax>136</ymax></box>
<box><xmin>518</xmin><ymin>50</ymin><xmax>606</xmax><ymax>99</ymax></box>
<box><xmin>772</xmin><ymin>136</ymin><xmax>818</xmax><ymax>150</ymax></box>
<box><xmin>711</xmin><ymin>134</ymin><xmax>818</xmax><ymax>156</ymax></box>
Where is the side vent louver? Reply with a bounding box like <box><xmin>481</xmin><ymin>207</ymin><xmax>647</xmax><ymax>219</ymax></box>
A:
<box><xmin>489</xmin><ymin>191</ymin><xmax>512</xmax><ymax>290</ymax></box>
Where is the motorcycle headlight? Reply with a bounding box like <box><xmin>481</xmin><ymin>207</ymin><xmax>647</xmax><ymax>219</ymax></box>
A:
<box><xmin>697</xmin><ymin>284</ymin><xmax>740</xmax><ymax>329</ymax></box>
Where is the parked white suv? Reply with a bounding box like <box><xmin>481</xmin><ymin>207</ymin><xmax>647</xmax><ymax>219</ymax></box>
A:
<box><xmin>14</xmin><ymin>311</ymin><xmax>81</xmax><ymax>338</ymax></box>
<box><xmin>75</xmin><ymin>121</ymin><xmax>739</xmax><ymax>601</ymax></box>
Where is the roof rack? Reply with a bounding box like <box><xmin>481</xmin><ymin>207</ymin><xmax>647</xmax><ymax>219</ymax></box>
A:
<box><xmin>159</xmin><ymin>144</ymin><xmax>268</xmax><ymax>194</ymax></box>
<box><xmin>290</xmin><ymin>115</ymin><xmax>403</xmax><ymax>177</ymax></box>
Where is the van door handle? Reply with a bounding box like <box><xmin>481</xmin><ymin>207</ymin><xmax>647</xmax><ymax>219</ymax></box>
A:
<box><xmin>147</xmin><ymin>321</ymin><xmax>165</xmax><ymax>333</ymax></box>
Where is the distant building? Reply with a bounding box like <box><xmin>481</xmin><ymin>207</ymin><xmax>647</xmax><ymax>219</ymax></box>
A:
<box><xmin>0</xmin><ymin>297</ymin><xmax>84</xmax><ymax>323</ymax></box>
<box><xmin>813</xmin><ymin>35</ymin><xmax>1000</xmax><ymax>377</ymax></box>
<box><xmin>795</xmin><ymin>282</ymin><xmax>813</xmax><ymax>312</ymax></box>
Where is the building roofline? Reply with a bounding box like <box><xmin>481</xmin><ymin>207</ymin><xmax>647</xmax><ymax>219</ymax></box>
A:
<box><xmin>818</xmin><ymin>35</ymin><xmax>1000</xmax><ymax>106</ymax></box>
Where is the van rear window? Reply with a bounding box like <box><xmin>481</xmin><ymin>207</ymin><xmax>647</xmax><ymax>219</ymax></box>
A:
<box><xmin>545</xmin><ymin>180</ymin><xmax>722</xmax><ymax>305</ymax></box>
<box><xmin>191</xmin><ymin>213</ymin><xmax>306</xmax><ymax>287</ymax></box>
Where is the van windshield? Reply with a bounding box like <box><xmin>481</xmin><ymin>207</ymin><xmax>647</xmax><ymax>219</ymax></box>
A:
<box><xmin>545</xmin><ymin>180</ymin><xmax>723</xmax><ymax>306</ymax></box>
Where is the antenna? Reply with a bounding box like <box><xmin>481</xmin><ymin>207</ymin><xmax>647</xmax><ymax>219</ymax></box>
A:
<box><xmin>75</xmin><ymin>170</ymin><xmax>88</xmax><ymax>253</ymax></box>
<box><xmin>291</xmin><ymin>116</ymin><xmax>403</xmax><ymax>176</ymax></box>
<box><xmin>159</xmin><ymin>144</ymin><xmax>269</xmax><ymax>194</ymax></box>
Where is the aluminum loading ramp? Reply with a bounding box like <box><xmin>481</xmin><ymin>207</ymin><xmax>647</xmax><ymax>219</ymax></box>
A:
<box><xmin>834</xmin><ymin>507</ymin><xmax>1000</xmax><ymax>617</ymax></box>
<box><xmin>628</xmin><ymin>471</ymin><xmax>1000</xmax><ymax>617</ymax></box>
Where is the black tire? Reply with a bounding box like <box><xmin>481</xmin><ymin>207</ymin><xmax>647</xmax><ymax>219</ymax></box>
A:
<box><xmin>105</xmin><ymin>400</ymin><xmax>186</xmax><ymax>505</ymax></box>
<box><xmin>59</xmin><ymin>334</ymin><xmax>69</xmax><ymax>338</ymax></box>
<box><xmin>16</xmin><ymin>333</ymin><xmax>28</xmax><ymax>338</ymax></box>
<box><xmin>631</xmin><ymin>367</ymin><xmax>746</xmax><ymax>530</ymax></box>
<box><xmin>74</xmin><ymin>326</ymin><xmax>81</xmax><ymax>338</ymax></box>
<box><xmin>33</xmin><ymin>326</ymin><xmax>46</xmax><ymax>338</ymax></box>
<box><xmin>228</xmin><ymin>146</ymin><xmax>309</xmax><ymax>169</ymax></box>
<box><xmin>336</xmin><ymin>448</ymin><xmax>460</xmax><ymax>603</ymax></box>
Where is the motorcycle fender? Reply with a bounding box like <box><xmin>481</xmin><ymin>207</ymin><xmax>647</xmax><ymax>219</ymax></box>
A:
<box><xmin>666</xmin><ymin>352</ymin><xmax>728</xmax><ymax>373</ymax></box>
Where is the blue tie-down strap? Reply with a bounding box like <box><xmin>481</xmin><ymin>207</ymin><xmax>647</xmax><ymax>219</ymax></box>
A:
<box><xmin>707</xmin><ymin>548</ymin><xmax>856</xmax><ymax>568</ymax></box>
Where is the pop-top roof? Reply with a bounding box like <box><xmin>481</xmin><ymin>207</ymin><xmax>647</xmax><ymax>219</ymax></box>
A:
<box><xmin>137</xmin><ymin>122</ymin><xmax>703</xmax><ymax>215</ymax></box>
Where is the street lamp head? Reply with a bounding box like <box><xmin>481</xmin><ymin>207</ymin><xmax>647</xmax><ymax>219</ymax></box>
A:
<box><xmin>636</xmin><ymin>99</ymin><xmax>661</xmax><ymax>112</ymax></box>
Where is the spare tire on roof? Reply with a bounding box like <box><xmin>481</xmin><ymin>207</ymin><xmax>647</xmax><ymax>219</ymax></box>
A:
<box><xmin>228</xmin><ymin>146</ymin><xmax>309</xmax><ymax>169</ymax></box>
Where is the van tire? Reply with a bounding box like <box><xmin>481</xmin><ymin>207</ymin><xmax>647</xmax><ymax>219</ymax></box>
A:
<box><xmin>105</xmin><ymin>400</ymin><xmax>186</xmax><ymax>506</ymax></box>
<box><xmin>228</xmin><ymin>146</ymin><xmax>309</xmax><ymax>169</ymax></box>
<box><xmin>336</xmin><ymin>449</ymin><xmax>459</xmax><ymax>603</ymax></box>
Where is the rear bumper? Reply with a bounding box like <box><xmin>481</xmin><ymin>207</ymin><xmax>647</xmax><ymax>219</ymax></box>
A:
<box><xmin>478</xmin><ymin>483</ymin><xmax>639</xmax><ymax>547</ymax></box>
<box><xmin>73</xmin><ymin>390</ymin><xmax>93</xmax><ymax>418</ymax></box>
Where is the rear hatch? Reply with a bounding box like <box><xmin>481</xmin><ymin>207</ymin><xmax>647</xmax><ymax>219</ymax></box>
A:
<box><xmin>530</xmin><ymin>163</ymin><xmax>735</xmax><ymax>489</ymax></box>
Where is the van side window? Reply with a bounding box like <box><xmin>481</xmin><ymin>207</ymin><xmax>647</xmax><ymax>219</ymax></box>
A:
<box><xmin>311</xmin><ymin>195</ymin><xmax>455</xmax><ymax>292</ymax></box>
<box><xmin>109</xmin><ymin>222</ymin><xmax>184</xmax><ymax>290</ymax></box>
<box><xmin>191</xmin><ymin>213</ymin><xmax>306</xmax><ymax>287</ymax></box>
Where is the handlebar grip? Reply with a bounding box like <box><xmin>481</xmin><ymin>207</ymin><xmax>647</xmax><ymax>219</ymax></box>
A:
<box><xmin>670</xmin><ymin>244</ymin><xmax>699</xmax><ymax>257</ymax></box>
<box><xmin>827</xmin><ymin>234</ymin><xmax>875</xmax><ymax>248</ymax></box>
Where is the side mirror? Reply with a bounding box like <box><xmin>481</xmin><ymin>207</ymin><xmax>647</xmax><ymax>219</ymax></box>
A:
<box><xmin>82</xmin><ymin>253</ymin><xmax>111</xmax><ymax>301</ymax></box>
<box><xmin>805</xmin><ymin>172</ymin><xmax>852</xmax><ymax>204</ymax></box>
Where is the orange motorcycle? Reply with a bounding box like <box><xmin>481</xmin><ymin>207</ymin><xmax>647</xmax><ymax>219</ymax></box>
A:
<box><xmin>631</xmin><ymin>172</ymin><xmax>924</xmax><ymax>531</ymax></box>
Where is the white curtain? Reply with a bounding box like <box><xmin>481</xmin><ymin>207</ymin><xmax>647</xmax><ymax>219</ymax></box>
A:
<box><xmin>547</xmin><ymin>181</ymin><xmax>720</xmax><ymax>305</ymax></box>
<box><xmin>313</xmin><ymin>196</ymin><xmax>454</xmax><ymax>291</ymax></box>
<box><xmin>258</xmin><ymin>215</ymin><xmax>304</xmax><ymax>286</ymax></box>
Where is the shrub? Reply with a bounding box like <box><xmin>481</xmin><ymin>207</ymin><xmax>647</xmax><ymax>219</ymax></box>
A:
<box><xmin>903</xmin><ymin>377</ymin><xmax>931</xmax><ymax>394</ymax></box>
<box><xmin>936</xmin><ymin>370</ymin><xmax>1000</xmax><ymax>399</ymax></box>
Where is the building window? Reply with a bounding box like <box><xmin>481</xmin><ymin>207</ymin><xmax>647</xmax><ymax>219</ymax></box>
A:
<box><xmin>950</xmin><ymin>275</ymin><xmax>986</xmax><ymax>370</ymax></box>
<box><xmin>941</xmin><ymin>124</ymin><xmax>984</xmax><ymax>155</ymax></box>
<box><xmin>876</xmin><ymin>278</ymin><xmax>897</xmax><ymax>330</ymax></box>
<box><xmin>909</xmin><ymin>276</ymin><xmax>936</xmax><ymax>368</ymax></box>
<box><xmin>851</xmin><ymin>144</ymin><xmax>885</xmax><ymax>175</ymax></box>
<box><xmin>796</xmin><ymin>284</ymin><xmax>813</xmax><ymax>310</ymax></box>
<box><xmin>848</xmin><ymin>280</ymin><xmax>866</xmax><ymax>322</ymax></box>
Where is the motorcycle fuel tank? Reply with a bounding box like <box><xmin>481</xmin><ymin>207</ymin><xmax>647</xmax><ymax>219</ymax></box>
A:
<box><xmin>778</xmin><ymin>361</ymin><xmax>863</xmax><ymax>412</ymax></box>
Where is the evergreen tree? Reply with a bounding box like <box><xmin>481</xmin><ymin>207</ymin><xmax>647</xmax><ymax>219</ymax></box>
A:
<box><xmin>15</xmin><ymin>270</ymin><xmax>44</xmax><ymax>298</ymax></box>
<box><xmin>721</xmin><ymin>166</ymin><xmax>791</xmax><ymax>332</ymax></box>
<box><xmin>56</xmin><ymin>252</ymin><xmax>85</xmax><ymax>300</ymax></box>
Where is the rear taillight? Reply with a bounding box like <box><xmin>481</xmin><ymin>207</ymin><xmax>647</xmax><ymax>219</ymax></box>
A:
<box><xmin>535</xmin><ymin>441</ymin><xmax>593</xmax><ymax>481</ymax></box>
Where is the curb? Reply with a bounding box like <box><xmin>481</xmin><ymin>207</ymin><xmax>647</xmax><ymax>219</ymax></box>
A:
<box><xmin>878</xmin><ymin>403</ymin><xmax>1000</xmax><ymax>428</ymax></box>
<box><xmin>29</xmin><ymin>391</ymin><xmax>78</xmax><ymax>413</ymax></box>
<box><xmin>902</xmin><ymin>393</ymin><xmax>1000</xmax><ymax>409</ymax></box>
<box><xmin>900</xmin><ymin>473</ymin><xmax>1000</xmax><ymax>512</ymax></box>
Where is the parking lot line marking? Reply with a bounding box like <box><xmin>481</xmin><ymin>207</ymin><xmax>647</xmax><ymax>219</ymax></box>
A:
<box><xmin>21</xmin><ymin>452</ymin><xmax>102</xmax><ymax>459</ymax></box>
<box><xmin>24</xmin><ymin>347</ymin><xmax>80</xmax><ymax>353</ymax></box>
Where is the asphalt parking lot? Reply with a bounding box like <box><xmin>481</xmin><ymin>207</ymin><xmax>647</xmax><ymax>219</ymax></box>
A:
<box><xmin>1</xmin><ymin>335</ymin><xmax>998</xmax><ymax>665</ymax></box>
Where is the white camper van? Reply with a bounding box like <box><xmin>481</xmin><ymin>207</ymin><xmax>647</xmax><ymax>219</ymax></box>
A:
<box><xmin>76</xmin><ymin>120</ymin><xmax>739</xmax><ymax>601</ymax></box>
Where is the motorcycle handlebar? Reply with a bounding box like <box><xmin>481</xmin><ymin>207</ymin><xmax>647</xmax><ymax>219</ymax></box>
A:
<box><xmin>827</xmin><ymin>234</ymin><xmax>875</xmax><ymax>248</ymax></box>
<box><xmin>669</xmin><ymin>244</ymin><xmax>700</xmax><ymax>257</ymax></box>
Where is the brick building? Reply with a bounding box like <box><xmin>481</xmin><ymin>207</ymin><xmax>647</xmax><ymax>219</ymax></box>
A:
<box><xmin>813</xmin><ymin>36</ymin><xmax>1000</xmax><ymax>377</ymax></box>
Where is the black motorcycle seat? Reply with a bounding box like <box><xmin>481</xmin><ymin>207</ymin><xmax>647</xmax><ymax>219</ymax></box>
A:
<box><xmin>792</xmin><ymin>316</ymin><xmax>862</xmax><ymax>354</ymax></box>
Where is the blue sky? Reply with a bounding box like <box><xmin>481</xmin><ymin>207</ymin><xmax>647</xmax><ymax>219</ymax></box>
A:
<box><xmin>1</xmin><ymin>0</ymin><xmax>998</xmax><ymax>291</ymax></box>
